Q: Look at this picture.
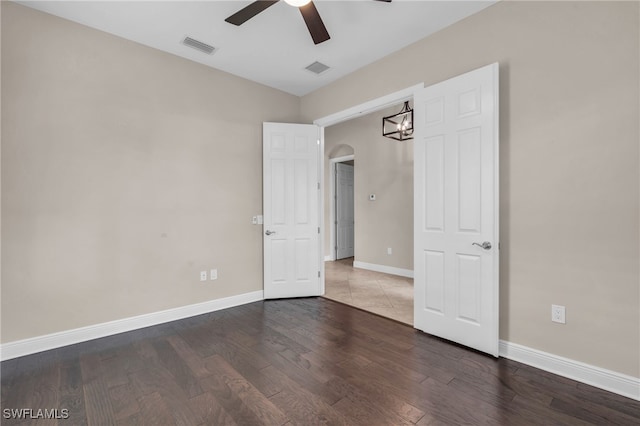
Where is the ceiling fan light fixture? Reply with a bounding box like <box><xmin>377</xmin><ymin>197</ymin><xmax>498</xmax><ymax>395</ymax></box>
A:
<box><xmin>284</xmin><ymin>0</ymin><xmax>311</xmax><ymax>7</ymax></box>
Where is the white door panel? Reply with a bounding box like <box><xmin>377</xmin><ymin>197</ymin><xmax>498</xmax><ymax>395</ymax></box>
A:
<box><xmin>336</xmin><ymin>162</ymin><xmax>354</xmax><ymax>259</ymax></box>
<box><xmin>264</xmin><ymin>123</ymin><xmax>321</xmax><ymax>299</ymax></box>
<box><xmin>414</xmin><ymin>63</ymin><xmax>499</xmax><ymax>356</ymax></box>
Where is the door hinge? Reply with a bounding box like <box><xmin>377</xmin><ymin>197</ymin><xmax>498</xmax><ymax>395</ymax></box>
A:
<box><xmin>318</xmin><ymin>271</ymin><xmax>321</xmax><ymax>278</ymax></box>
<box><xmin>317</xmin><ymin>182</ymin><xmax>320</xmax><ymax>190</ymax></box>
<box><xmin>318</xmin><ymin>227</ymin><xmax>320</xmax><ymax>234</ymax></box>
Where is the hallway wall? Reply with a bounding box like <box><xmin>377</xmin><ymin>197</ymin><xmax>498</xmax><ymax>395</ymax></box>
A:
<box><xmin>324</xmin><ymin>105</ymin><xmax>413</xmax><ymax>271</ymax></box>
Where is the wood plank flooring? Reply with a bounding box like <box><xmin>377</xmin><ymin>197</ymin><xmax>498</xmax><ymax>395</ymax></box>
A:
<box><xmin>2</xmin><ymin>298</ymin><xmax>639</xmax><ymax>425</ymax></box>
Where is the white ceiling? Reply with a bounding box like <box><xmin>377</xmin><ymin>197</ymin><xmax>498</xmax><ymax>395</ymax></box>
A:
<box><xmin>19</xmin><ymin>1</ymin><xmax>497</xmax><ymax>96</ymax></box>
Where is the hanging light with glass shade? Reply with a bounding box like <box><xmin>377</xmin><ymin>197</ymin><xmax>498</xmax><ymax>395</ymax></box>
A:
<box><xmin>382</xmin><ymin>101</ymin><xmax>414</xmax><ymax>141</ymax></box>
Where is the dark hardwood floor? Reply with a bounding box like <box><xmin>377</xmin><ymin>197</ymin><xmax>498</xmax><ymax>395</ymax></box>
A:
<box><xmin>2</xmin><ymin>298</ymin><xmax>639</xmax><ymax>425</ymax></box>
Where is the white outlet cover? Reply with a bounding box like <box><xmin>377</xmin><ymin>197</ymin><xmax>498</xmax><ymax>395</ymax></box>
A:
<box><xmin>551</xmin><ymin>304</ymin><xmax>566</xmax><ymax>324</ymax></box>
<box><xmin>369</xmin><ymin>194</ymin><xmax>376</xmax><ymax>201</ymax></box>
<box><xmin>210</xmin><ymin>269</ymin><xmax>218</xmax><ymax>280</ymax></box>
<box><xmin>200</xmin><ymin>271</ymin><xmax>207</xmax><ymax>281</ymax></box>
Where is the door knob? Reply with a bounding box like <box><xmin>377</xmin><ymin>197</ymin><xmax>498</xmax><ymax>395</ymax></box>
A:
<box><xmin>265</xmin><ymin>230</ymin><xmax>276</xmax><ymax>236</ymax></box>
<box><xmin>472</xmin><ymin>241</ymin><xmax>492</xmax><ymax>250</ymax></box>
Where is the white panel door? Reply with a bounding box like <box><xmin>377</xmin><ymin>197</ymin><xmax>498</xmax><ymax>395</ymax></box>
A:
<box><xmin>336</xmin><ymin>163</ymin><xmax>355</xmax><ymax>259</ymax></box>
<box><xmin>263</xmin><ymin>122</ymin><xmax>321</xmax><ymax>299</ymax></box>
<box><xmin>414</xmin><ymin>63</ymin><xmax>499</xmax><ymax>356</ymax></box>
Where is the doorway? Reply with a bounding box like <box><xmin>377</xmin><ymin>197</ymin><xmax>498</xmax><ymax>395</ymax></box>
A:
<box><xmin>329</xmin><ymin>155</ymin><xmax>355</xmax><ymax>261</ymax></box>
<box><xmin>321</xmin><ymin>101</ymin><xmax>415</xmax><ymax>325</ymax></box>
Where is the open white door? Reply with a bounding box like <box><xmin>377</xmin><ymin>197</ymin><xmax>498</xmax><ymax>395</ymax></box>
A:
<box><xmin>263</xmin><ymin>122</ymin><xmax>322</xmax><ymax>299</ymax></box>
<box><xmin>336</xmin><ymin>162</ymin><xmax>354</xmax><ymax>259</ymax></box>
<box><xmin>413</xmin><ymin>63</ymin><xmax>499</xmax><ymax>356</ymax></box>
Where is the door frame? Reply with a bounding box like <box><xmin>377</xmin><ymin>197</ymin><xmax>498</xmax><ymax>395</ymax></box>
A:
<box><xmin>313</xmin><ymin>83</ymin><xmax>424</xmax><ymax>286</ymax></box>
<box><xmin>328</xmin><ymin>154</ymin><xmax>355</xmax><ymax>261</ymax></box>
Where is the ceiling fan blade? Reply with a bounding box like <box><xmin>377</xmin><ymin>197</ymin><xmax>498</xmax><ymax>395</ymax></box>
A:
<box><xmin>374</xmin><ymin>0</ymin><xmax>392</xmax><ymax>2</ymax></box>
<box><xmin>225</xmin><ymin>1</ymin><xmax>280</xmax><ymax>26</ymax></box>
<box><xmin>299</xmin><ymin>1</ymin><xmax>330</xmax><ymax>45</ymax></box>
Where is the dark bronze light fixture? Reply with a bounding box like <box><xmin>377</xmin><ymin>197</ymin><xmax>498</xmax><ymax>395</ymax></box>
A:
<box><xmin>382</xmin><ymin>101</ymin><xmax>414</xmax><ymax>141</ymax></box>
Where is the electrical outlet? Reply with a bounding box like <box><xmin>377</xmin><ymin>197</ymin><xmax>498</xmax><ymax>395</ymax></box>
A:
<box><xmin>200</xmin><ymin>271</ymin><xmax>207</xmax><ymax>281</ymax></box>
<box><xmin>210</xmin><ymin>269</ymin><xmax>218</xmax><ymax>280</ymax></box>
<box><xmin>551</xmin><ymin>305</ymin><xmax>566</xmax><ymax>324</ymax></box>
<box><xmin>387</xmin><ymin>247</ymin><xmax>393</xmax><ymax>255</ymax></box>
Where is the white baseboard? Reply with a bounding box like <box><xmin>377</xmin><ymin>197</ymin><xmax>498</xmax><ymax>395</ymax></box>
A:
<box><xmin>353</xmin><ymin>261</ymin><xmax>414</xmax><ymax>278</ymax></box>
<box><xmin>499</xmin><ymin>340</ymin><xmax>640</xmax><ymax>401</ymax></box>
<box><xmin>324</xmin><ymin>255</ymin><xmax>333</xmax><ymax>261</ymax></box>
<box><xmin>5</xmin><ymin>290</ymin><xmax>637</xmax><ymax>402</ymax></box>
<box><xmin>0</xmin><ymin>290</ymin><xmax>264</xmax><ymax>361</ymax></box>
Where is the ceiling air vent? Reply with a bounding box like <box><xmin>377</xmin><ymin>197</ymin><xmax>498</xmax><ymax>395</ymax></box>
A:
<box><xmin>305</xmin><ymin>61</ymin><xmax>330</xmax><ymax>75</ymax></box>
<box><xmin>182</xmin><ymin>36</ymin><xmax>216</xmax><ymax>55</ymax></box>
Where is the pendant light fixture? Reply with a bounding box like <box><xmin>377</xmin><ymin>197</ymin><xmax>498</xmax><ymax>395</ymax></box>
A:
<box><xmin>382</xmin><ymin>101</ymin><xmax>414</xmax><ymax>141</ymax></box>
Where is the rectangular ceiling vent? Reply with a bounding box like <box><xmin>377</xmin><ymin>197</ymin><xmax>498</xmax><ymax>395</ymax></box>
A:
<box><xmin>305</xmin><ymin>61</ymin><xmax>330</xmax><ymax>75</ymax></box>
<box><xmin>182</xmin><ymin>36</ymin><xmax>216</xmax><ymax>55</ymax></box>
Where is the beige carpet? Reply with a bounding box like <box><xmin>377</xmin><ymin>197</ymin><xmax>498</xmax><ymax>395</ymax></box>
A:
<box><xmin>323</xmin><ymin>258</ymin><xmax>414</xmax><ymax>325</ymax></box>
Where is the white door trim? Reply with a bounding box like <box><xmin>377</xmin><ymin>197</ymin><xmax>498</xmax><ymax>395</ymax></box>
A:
<box><xmin>329</xmin><ymin>155</ymin><xmax>355</xmax><ymax>261</ymax></box>
<box><xmin>330</xmin><ymin>155</ymin><xmax>355</xmax><ymax>163</ymax></box>
<box><xmin>314</xmin><ymin>84</ymin><xmax>425</xmax><ymax>128</ymax></box>
<box><xmin>318</xmin><ymin>126</ymin><xmax>325</xmax><ymax>294</ymax></box>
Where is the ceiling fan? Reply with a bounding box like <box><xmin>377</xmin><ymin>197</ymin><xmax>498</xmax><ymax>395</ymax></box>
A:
<box><xmin>225</xmin><ymin>0</ymin><xmax>392</xmax><ymax>45</ymax></box>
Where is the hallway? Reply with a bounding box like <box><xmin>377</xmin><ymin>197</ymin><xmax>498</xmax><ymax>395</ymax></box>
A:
<box><xmin>323</xmin><ymin>258</ymin><xmax>414</xmax><ymax>325</ymax></box>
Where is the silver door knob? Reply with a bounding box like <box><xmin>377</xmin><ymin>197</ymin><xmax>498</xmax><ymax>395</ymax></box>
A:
<box><xmin>265</xmin><ymin>230</ymin><xmax>276</xmax><ymax>236</ymax></box>
<box><xmin>472</xmin><ymin>241</ymin><xmax>492</xmax><ymax>250</ymax></box>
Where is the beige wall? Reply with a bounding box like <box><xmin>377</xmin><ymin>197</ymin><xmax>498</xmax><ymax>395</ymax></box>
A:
<box><xmin>324</xmin><ymin>105</ymin><xmax>413</xmax><ymax>270</ymax></box>
<box><xmin>305</xmin><ymin>1</ymin><xmax>640</xmax><ymax>377</ymax></box>
<box><xmin>1</xmin><ymin>3</ymin><xmax>300</xmax><ymax>342</ymax></box>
